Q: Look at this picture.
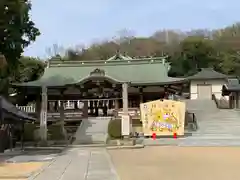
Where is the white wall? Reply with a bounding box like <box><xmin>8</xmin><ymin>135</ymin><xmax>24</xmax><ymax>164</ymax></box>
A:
<box><xmin>190</xmin><ymin>79</ymin><xmax>227</xmax><ymax>100</ymax></box>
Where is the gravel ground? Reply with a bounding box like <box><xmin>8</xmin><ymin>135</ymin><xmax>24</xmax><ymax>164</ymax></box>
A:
<box><xmin>109</xmin><ymin>146</ymin><xmax>240</xmax><ymax>180</ymax></box>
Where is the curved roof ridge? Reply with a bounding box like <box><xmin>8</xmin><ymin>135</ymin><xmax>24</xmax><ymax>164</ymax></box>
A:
<box><xmin>106</xmin><ymin>53</ymin><xmax>133</xmax><ymax>61</ymax></box>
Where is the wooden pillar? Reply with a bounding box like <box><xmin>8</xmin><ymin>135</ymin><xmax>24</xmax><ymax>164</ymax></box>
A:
<box><xmin>103</xmin><ymin>100</ymin><xmax>107</xmax><ymax>116</ymax></box>
<box><xmin>230</xmin><ymin>94</ymin><xmax>234</xmax><ymax>109</ymax></box>
<box><xmin>232</xmin><ymin>93</ymin><xmax>236</xmax><ymax>109</ymax></box>
<box><xmin>94</xmin><ymin>100</ymin><xmax>98</xmax><ymax>116</ymax></box>
<box><xmin>90</xmin><ymin>101</ymin><xmax>94</xmax><ymax>115</ymax></box>
<box><xmin>109</xmin><ymin>100</ymin><xmax>113</xmax><ymax>109</ymax></box>
<box><xmin>36</xmin><ymin>94</ymin><xmax>41</xmax><ymax>120</ymax></box>
<box><xmin>0</xmin><ymin>97</ymin><xmax>4</xmax><ymax>153</ymax></box>
<box><xmin>236</xmin><ymin>92</ymin><xmax>239</xmax><ymax>109</ymax></box>
<box><xmin>83</xmin><ymin>101</ymin><xmax>88</xmax><ymax>118</ymax></box>
<box><xmin>9</xmin><ymin>124</ymin><xmax>13</xmax><ymax>151</ymax></box>
<box><xmin>59</xmin><ymin>98</ymin><xmax>66</xmax><ymax>139</ymax></box>
<box><xmin>40</xmin><ymin>86</ymin><xmax>48</xmax><ymax>141</ymax></box>
<box><xmin>0</xmin><ymin>97</ymin><xmax>3</xmax><ymax>125</ymax></box>
<box><xmin>164</xmin><ymin>86</ymin><xmax>168</xmax><ymax>99</ymax></box>
<box><xmin>121</xmin><ymin>83</ymin><xmax>130</xmax><ymax>136</ymax></box>
<box><xmin>21</xmin><ymin>122</ymin><xmax>24</xmax><ymax>150</ymax></box>
<box><xmin>139</xmin><ymin>87</ymin><xmax>143</xmax><ymax>104</ymax></box>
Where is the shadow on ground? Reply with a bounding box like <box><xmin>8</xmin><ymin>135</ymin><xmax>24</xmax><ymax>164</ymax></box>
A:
<box><xmin>0</xmin><ymin>147</ymin><xmax>67</xmax><ymax>163</ymax></box>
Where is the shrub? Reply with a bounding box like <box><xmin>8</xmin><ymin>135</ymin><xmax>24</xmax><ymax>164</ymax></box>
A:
<box><xmin>23</xmin><ymin>123</ymin><xmax>66</xmax><ymax>141</ymax></box>
<box><xmin>23</xmin><ymin>123</ymin><xmax>38</xmax><ymax>141</ymax></box>
<box><xmin>48</xmin><ymin>125</ymin><xmax>65</xmax><ymax>140</ymax></box>
<box><xmin>108</xmin><ymin>118</ymin><xmax>121</xmax><ymax>139</ymax></box>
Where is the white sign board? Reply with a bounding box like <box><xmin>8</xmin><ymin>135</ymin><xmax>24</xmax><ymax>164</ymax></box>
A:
<box><xmin>121</xmin><ymin>115</ymin><xmax>130</xmax><ymax>136</ymax></box>
<box><xmin>40</xmin><ymin>111</ymin><xmax>47</xmax><ymax>125</ymax></box>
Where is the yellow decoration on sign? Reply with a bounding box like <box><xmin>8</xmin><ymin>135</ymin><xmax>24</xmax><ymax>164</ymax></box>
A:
<box><xmin>140</xmin><ymin>99</ymin><xmax>186</xmax><ymax>136</ymax></box>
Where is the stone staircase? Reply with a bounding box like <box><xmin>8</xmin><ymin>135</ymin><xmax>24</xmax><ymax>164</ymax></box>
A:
<box><xmin>180</xmin><ymin>99</ymin><xmax>240</xmax><ymax>146</ymax></box>
<box><xmin>183</xmin><ymin>99</ymin><xmax>218</xmax><ymax>112</ymax></box>
<box><xmin>72</xmin><ymin>117</ymin><xmax>111</xmax><ymax>145</ymax></box>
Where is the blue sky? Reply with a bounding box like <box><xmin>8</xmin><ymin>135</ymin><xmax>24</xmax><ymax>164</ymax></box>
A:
<box><xmin>24</xmin><ymin>0</ymin><xmax>240</xmax><ymax>58</ymax></box>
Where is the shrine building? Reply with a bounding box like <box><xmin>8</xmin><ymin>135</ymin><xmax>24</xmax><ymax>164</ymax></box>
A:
<box><xmin>12</xmin><ymin>53</ymin><xmax>187</xmax><ymax>140</ymax></box>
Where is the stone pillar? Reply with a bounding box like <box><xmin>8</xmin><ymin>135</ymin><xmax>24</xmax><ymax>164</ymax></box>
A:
<box><xmin>40</xmin><ymin>86</ymin><xmax>48</xmax><ymax>141</ymax></box>
<box><xmin>121</xmin><ymin>83</ymin><xmax>130</xmax><ymax>136</ymax></box>
<box><xmin>122</xmin><ymin>83</ymin><xmax>128</xmax><ymax>114</ymax></box>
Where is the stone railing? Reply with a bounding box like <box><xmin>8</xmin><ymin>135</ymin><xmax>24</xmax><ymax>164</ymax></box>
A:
<box><xmin>15</xmin><ymin>100</ymin><xmax>115</xmax><ymax>120</ymax></box>
<box><xmin>212</xmin><ymin>94</ymin><xmax>230</xmax><ymax>109</ymax></box>
<box><xmin>15</xmin><ymin>100</ymin><xmax>84</xmax><ymax>113</ymax></box>
<box><xmin>16</xmin><ymin>104</ymin><xmax>36</xmax><ymax>113</ymax></box>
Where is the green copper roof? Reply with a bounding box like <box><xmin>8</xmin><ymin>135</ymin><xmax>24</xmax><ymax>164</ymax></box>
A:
<box><xmin>187</xmin><ymin>68</ymin><xmax>228</xmax><ymax>80</ymax></box>
<box><xmin>13</xmin><ymin>56</ymin><xmax>185</xmax><ymax>87</ymax></box>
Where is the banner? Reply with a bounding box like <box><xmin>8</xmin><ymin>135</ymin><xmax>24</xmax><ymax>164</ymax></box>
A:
<box><xmin>140</xmin><ymin>99</ymin><xmax>185</xmax><ymax>136</ymax></box>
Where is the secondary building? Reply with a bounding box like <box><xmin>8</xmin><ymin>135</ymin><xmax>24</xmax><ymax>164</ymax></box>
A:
<box><xmin>188</xmin><ymin>68</ymin><xmax>229</xmax><ymax>100</ymax></box>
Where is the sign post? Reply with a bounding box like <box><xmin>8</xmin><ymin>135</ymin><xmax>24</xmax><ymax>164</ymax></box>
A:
<box><xmin>121</xmin><ymin>114</ymin><xmax>130</xmax><ymax>136</ymax></box>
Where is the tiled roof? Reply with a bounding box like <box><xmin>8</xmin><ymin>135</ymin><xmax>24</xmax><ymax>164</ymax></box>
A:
<box><xmin>0</xmin><ymin>97</ymin><xmax>35</xmax><ymax>121</ymax></box>
<box><xmin>187</xmin><ymin>68</ymin><xmax>228</xmax><ymax>80</ymax></box>
<box><xmin>13</xmin><ymin>56</ymin><xmax>185</xmax><ymax>87</ymax></box>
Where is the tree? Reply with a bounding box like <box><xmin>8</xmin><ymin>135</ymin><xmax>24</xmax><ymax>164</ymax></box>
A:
<box><xmin>168</xmin><ymin>36</ymin><xmax>217</xmax><ymax>77</ymax></box>
<box><xmin>44</xmin><ymin>22</ymin><xmax>240</xmax><ymax>78</ymax></box>
<box><xmin>0</xmin><ymin>0</ymin><xmax>40</xmax><ymax>69</ymax></box>
<box><xmin>14</xmin><ymin>56</ymin><xmax>46</xmax><ymax>82</ymax></box>
<box><xmin>0</xmin><ymin>0</ymin><xmax>40</xmax><ymax>96</ymax></box>
<box><xmin>180</xmin><ymin>37</ymin><xmax>216</xmax><ymax>68</ymax></box>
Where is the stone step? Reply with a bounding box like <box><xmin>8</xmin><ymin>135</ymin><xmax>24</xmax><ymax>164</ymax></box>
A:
<box><xmin>196</xmin><ymin>127</ymin><xmax>240</xmax><ymax>130</ymax></box>
<box><xmin>187</xmin><ymin>134</ymin><xmax>240</xmax><ymax>138</ymax></box>
<box><xmin>194</xmin><ymin>132</ymin><xmax>240</xmax><ymax>135</ymax></box>
<box><xmin>182</xmin><ymin>100</ymin><xmax>240</xmax><ymax>146</ymax></box>
<box><xmin>73</xmin><ymin>117</ymin><xmax>111</xmax><ymax>145</ymax></box>
<box><xmin>179</xmin><ymin>139</ymin><xmax>240</xmax><ymax>146</ymax></box>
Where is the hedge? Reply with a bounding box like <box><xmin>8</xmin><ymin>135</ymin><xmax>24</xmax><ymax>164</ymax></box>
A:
<box><xmin>48</xmin><ymin>125</ymin><xmax>65</xmax><ymax>140</ymax></box>
<box><xmin>23</xmin><ymin>124</ymin><xmax>65</xmax><ymax>141</ymax></box>
<box><xmin>108</xmin><ymin>119</ymin><xmax>121</xmax><ymax>139</ymax></box>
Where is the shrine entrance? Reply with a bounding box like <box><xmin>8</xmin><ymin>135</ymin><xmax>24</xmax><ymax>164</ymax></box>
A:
<box><xmin>75</xmin><ymin>69</ymin><xmax>123</xmax><ymax>118</ymax></box>
<box><xmin>75</xmin><ymin>98</ymin><xmax>120</xmax><ymax>117</ymax></box>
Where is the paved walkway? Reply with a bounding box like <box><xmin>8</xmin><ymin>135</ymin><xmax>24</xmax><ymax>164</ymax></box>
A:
<box><xmin>31</xmin><ymin>148</ymin><xmax>119</xmax><ymax>180</ymax></box>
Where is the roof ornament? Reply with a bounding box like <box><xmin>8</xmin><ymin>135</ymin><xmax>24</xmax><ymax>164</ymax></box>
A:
<box><xmin>90</xmin><ymin>68</ymin><xmax>105</xmax><ymax>76</ymax></box>
<box><xmin>115</xmin><ymin>49</ymin><xmax>120</xmax><ymax>59</ymax></box>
